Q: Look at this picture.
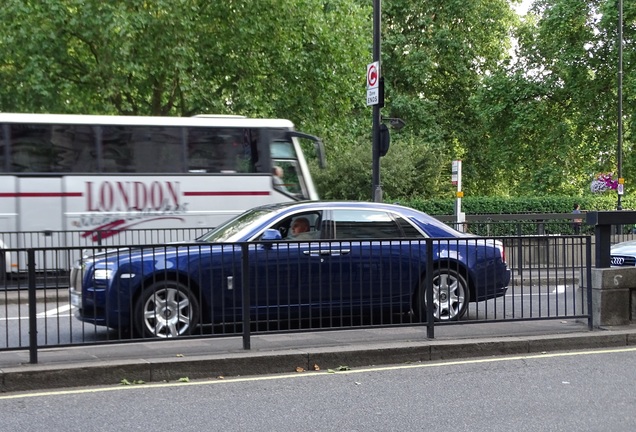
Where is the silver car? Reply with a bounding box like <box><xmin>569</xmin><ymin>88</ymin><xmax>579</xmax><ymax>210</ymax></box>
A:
<box><xmin>610</xmin><ymin>240</ymin><xmax>636</xmax><ymax>266</ymax></box>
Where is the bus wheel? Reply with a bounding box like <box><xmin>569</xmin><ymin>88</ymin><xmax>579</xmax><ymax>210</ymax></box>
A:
<box><xmin>133</xmin><ymin>281</ymin><xmax>199</xmax><ymax>338</ymax></box>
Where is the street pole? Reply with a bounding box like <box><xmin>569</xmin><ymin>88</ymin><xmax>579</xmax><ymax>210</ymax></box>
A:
<box><xmin>617</xmin><ymin>0</ymin><xmax>623</xmax><ymax>210</ymax></box>
<box><xmin>372</xmin><ymin>0</ymin><xmax>382</xmax><ymax>202</ymax></box>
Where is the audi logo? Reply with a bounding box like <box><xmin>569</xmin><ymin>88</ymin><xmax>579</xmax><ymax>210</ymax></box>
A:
<box><xmin>611</xmin><ymin>257</ymin><xmax>625</xmax><ymax>266</ymax></box>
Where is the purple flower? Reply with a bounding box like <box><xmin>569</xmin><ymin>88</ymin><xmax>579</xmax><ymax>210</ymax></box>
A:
<box><xmin>590</xmin><ymin>173</ymin><xmax>618</xmax><ymax>193</ymax></box>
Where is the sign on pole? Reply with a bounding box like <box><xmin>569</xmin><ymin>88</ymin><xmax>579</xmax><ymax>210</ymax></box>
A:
<box><xmin>366</xmin><ymin>61</ymin><xmax>380</xmax><ymax>106</ymax></box>
<box><xmin>452</xmin><ymin>160</ymin><xmax>465</xmax><ymax>232</ymax></box>
<box><xmin>452</xmin><ymin>160</ymin><xmax>461</xmax><ymax>186</ymax></box>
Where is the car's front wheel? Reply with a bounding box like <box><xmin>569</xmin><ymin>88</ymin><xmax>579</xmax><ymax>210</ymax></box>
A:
<box><xmin>134</xmin><ymin>281</ymin><xmax>200</xmax><ymax>338</ymax></box>
<box><xmin>416</xmin><ymin>268</ymin><xmax>469</xmax><ymax>321</ymax></box>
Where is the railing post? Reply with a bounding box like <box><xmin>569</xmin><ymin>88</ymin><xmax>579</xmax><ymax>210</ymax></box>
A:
<box><xmin>27</xmin><ymin>248</ymin><xmax>38</xmax><ymax>364</ymax></box>
<box><xmin>426</xmin><ymin>239</ymin><xmax>434</xmax><ymax>338</ymax></box>
<box><xmin>585</xmin><ymin>239</ymin><xmax>593</xmax><ymax>330</ymax></box>
<box><xmin>585</xmin><ymin>211</ymin><xmax>636</xmax><ymax>268</ymax></box>
<box><xmin>241</xmin><ymin>243</ymin><xmax>251</xmax><ymax>350</ymax></box>
<box><xmin>516</xmin><ymin>224</ymin><xmax>523</xmax><ymax>276</ymax></box>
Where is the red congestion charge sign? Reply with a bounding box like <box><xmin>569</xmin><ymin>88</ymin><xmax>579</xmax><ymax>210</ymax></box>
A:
<box><xmin>367</xmin><ymin>62</ymin><xmax>379</xmax><ymax>89</ymax></box>
<box><xmin>366</xmin><ymin>61</ymin><xmax>380</xmax><ymax>106</ymax></box>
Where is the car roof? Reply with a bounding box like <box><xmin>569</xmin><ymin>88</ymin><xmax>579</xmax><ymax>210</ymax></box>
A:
<box><xmin>255</xmin><ymin>200</ymin><xmax>423</xmax><ymax>214</ymax></box>
<box><xmin>247</xmin><ymin>200</ymin><xmax>457</xmax><ymax>234</ymax></box>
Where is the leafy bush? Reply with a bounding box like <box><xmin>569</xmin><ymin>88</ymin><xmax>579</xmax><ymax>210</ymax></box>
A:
<box><xmin>396</xmin><ymin>195</ymin><xmax>636</xmax><ymax>215</ymax></box>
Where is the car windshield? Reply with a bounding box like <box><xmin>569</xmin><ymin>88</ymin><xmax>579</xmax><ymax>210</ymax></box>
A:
<box><xmin>196</xmin><ymin>208</ymin><xmax>272</xmax><ymax>243</ymax></box>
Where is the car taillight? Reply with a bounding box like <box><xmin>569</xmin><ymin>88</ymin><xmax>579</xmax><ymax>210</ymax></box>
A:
<box><xmin>495</xmin><ymin>240</ymin><xmax>506</xmax><ymax>263</ymax></box>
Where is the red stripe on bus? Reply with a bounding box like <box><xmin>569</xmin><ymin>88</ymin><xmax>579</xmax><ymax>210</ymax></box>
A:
<box><xmin>0</xmin><ymin>191</ymin><xmax>270</xmax><ymax>197</ymax></box>
<box><xmin>0</xmin><ymin>192</ymin><xmax>83</xmax><ymax>198</ymax></box>
<box><xmin>184</xmin><ymin>191</ymin><xmax>271</xmax><ymax>196</ymax></box>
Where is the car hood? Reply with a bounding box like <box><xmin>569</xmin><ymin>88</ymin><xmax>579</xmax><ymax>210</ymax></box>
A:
<box><xmin>610</xmin><ymin>240</ymin><xmax>636</xmax><ymax>255</ymax></box>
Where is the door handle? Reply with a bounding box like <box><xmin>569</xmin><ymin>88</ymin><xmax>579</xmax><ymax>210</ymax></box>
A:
<box><xmin>303</xmin><ymin>249</ymin><xmax>351</xmax><ymax>256</ymax></box>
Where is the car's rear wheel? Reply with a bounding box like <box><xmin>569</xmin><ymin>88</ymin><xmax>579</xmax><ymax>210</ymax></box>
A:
<box><xmin>416</xmin><ymin>268</ymin><xmax>469</xmax><ymax>321</ymax></box>
<box><xmin>134</xmin><ymin>281</ymin><xmax>200</xmax><ymax>338</ymax></box>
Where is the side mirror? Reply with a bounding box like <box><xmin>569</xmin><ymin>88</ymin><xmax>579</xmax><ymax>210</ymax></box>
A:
<box><xmin>261</xmin><ymin>229</ymin><xmax>282</xmax><ymax>241</ymax></box>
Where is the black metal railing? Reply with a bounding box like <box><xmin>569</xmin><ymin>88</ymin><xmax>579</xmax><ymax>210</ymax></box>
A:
<box><xmin>0</xmin><ymin>235</ymin><xmax>593</xmax><ymax>363</ymax></box>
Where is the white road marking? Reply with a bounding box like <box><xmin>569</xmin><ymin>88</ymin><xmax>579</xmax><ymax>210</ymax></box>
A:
<box><xmin>36</xmin><ymin>304</ymin><xmax>73</xmax><ymax>318</ymax></box>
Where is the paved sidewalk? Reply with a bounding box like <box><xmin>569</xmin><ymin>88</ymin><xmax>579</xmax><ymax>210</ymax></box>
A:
<box><xmin>1</xmin><ymin>319</ymin><xmax>635</xmax><ymax>394</ymax></box>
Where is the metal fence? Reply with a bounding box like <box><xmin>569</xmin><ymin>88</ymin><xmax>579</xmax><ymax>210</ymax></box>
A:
<box><xmin>438</xmin><ymin>212</ymin><xmax>636</xmax><ymax>238</ymax></box>
<box><xmin>0</xmin><ymin>234</ymin><xmax>593</xmax><ymax>363</ymax></box>
<box><xmin>0</xmin><ymin>227</ymin><xmax>212</xmax><ymax>279</ymax></box>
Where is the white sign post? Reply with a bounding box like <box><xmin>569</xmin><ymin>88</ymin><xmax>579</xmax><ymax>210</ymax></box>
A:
<box><xmin>452</xmin><ymin>160</ymin><xmax>466</xmax><ymax>232</ymax></box>
<box><xmin>366</xmin><ymin>61</ymin><xmax>380</xmax><ymax>106</ymax></box>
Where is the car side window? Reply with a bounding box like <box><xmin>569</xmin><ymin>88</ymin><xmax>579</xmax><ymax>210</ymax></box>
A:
<box><xmin>395</xmin><ymin>216</ymin><xmax>425</xmax><ymax>238</ymax></box>
<box><xmin>331</xmin><ymin>210</ymin><xmax>403</xmax><ymax>239</ymax></box>
<box><xmin>271</xmin><ymin>211</ymin><xmax>322</xmax><ymax>240</ymax></box>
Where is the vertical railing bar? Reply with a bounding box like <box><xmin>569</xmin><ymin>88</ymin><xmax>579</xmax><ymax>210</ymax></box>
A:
<box><xmin>586</xmin><ymin>238</ymin><xmax>593</xmax><ymax>330</ymax></box>
<box><xmin>241</xmin><ymin>243</ymin><xmax>251</xmax><ymax>350</ymax></box>
<box><xmin>426</xmin><ymin>239</ymin><xmax>434</xmax><ymax>338</ymax></box>
<box><xmin>27</xmin><ymin>248</ymin><xmax>38</xmax><ymax>364</ymax></box>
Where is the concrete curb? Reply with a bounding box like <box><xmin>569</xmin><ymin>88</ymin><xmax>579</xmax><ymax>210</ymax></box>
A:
<box><xmin>2</xmin><ymin>329</ymin><xmax>635</xmax><ymax>393</ymax></box>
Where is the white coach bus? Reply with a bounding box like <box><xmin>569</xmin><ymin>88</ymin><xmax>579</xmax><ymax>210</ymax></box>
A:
<box><xmin>0</xmin><ymin>113</ymin><xmax>325</xmax><ymax>279</ymax></box>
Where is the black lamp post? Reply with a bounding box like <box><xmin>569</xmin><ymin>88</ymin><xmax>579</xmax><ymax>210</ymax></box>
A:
<box><xmin>371</xmin><ymin>0</ymin><xmax>382</xmax><ymax>202</ymax></box>
<box><xmin>617</xmin><ymin>0</ymin><xmax>623</xmax><ymax>210</ymax></box>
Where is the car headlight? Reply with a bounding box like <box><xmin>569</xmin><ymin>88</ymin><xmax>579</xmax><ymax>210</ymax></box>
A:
<box><xmin>93</xmin><ymin>269</ymin><xmax>114</xmax><ymax>280</ymax></box>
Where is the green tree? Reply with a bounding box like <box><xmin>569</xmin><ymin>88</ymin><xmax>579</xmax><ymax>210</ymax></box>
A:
<box><xmin>0</xmin><ymin>0</ymin><xmax>369</xmax><ymax>136</ymax></box>
<box><xmin>380</xmin><ymin>0</ymin><xmax>518</xmax><ymax>199</ymax></box>
<box><xmin>473</xmin><ymin>0</ymin><xmax>635</xmax><ymax>197</ymax></box>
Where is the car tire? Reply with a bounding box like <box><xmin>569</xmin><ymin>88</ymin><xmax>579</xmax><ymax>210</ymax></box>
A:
<box><xmin>134</xmin><ymin>280</ymin><xmax>200</xmax><ymax>338</ymax></box>
<box><xmin>415</xmin><ymin>268</ymin><xmax>469</xmax><ymax>321</ymax></box>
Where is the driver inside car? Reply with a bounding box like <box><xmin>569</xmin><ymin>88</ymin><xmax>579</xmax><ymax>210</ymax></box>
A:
<box><xmin>288</xmin><ymin>217</ymin><xmax>314</xmax><ymax>240</ymax></box>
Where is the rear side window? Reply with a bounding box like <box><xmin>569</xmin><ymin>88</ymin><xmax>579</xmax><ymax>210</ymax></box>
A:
<box><xmin>331</xmin><ymin>210</ymin><xmax>403</xmax><ymax>239</ymax></box>
<box><xmin>395</xmin><ymin>216</ymin><xmax>424</xmax><ymax>238</ymax></box>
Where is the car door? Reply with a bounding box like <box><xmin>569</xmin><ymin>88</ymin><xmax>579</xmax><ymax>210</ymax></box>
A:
<box><xmin>247</xmin><ymin>211</ymin><xmax>325</xmax><ymax>323</ymax></box>
<box><xmin>321</xmin><ymin>209</ymin><xmax>421</xmax><ymax>319</ymax></box>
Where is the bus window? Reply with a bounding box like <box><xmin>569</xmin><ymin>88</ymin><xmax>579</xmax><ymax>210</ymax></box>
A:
<box><xmin>101</xmin><ymin>126</ymin><xmax>134</xmax><ymax>172</ymax></box>
<box><xmin>270</xmin><ymin>138</ymin><xmax>309</xmax><ymax>198</ymax></box>
<box><xmin>101</xmin><ymin>126</ymin><xmax>181</xmax><ymax>173</ymax></box>
<box><xmin>187</xmin><ymin>127</ymin><xmax>259</xmax><ymax>173</ymax></box>
<box><xmin>188</xmin><ymin>127</ymin><xmax>236</xmax><ymax>173</ymax></box>
<box><xmin>51</xmin><ymin>125</ymin><xmax>97</xmax><ymax>172</ymax></box>
<box><xmin>9</xmin><ymin>125</ymin><xmax>50</xmax><ymax>172</ymax></box>
<box><xmin>272</xmin><ymin>160</ymin><xmax>306</xmax><ymax>197</ymax></box>
<box><xmin>131</xmin><ymin>126</ymin><xmax>181</xmax><ymax>173</ymax></box>
<box><xmin>8</xmin><ymin>124</ymin><xmax>97</xmax><ymax>173</ymax></box>
<box><xmin>270</xmin><ymin>140</ymin><xmax>296</xmax><ymax>159</ymax></box>
<box><xmin>0</xmin><ymin>125</ymin><xmax>7</xmax><ymax>172</ymax></box>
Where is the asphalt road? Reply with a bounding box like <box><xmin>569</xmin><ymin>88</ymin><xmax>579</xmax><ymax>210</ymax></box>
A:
<box><xmin>1</xmin><ymin>346</ymin><xmax>635</xmax><ymax>432</ymax></box>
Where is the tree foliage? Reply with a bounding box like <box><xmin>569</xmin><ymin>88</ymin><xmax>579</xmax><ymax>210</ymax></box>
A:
<box><xmin>0</xmin><ymin>0</ymin><xmax>634</xmax><ymax>204</ymax></box>
<box><xmin>474</xmin><ymin>0</ymin><xmax>635</xmax><ymax>197</ymax></box>
<box><xmin>0</xmin><ymin>0</ymin><xmax>369</xmax><ymax>133</ymax></box>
